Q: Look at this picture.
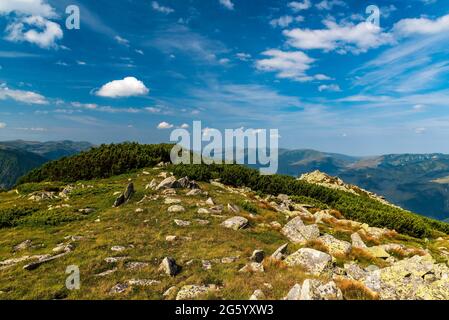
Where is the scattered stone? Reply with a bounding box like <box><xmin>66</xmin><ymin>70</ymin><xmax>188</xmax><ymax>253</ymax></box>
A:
<box><xmin>202</xmin><ymin>260</ymin><xmax>213</xmax><ymax>270</ymax></box>
<box><xmin>95</xmin><ymin>268</ymin><xmax>117</xmax><ymax>277</ymax></box>
<box><xmin>314</xmin><ymin>210</ymin><xmax>336</xmax><ymax>224</ymax></box>
<box><xmin>163</xmin><ymin>286</ymin><xmax>178</xmax><ymax>298</ymax></box>
<box><xmin>365</xmin><ymin>246</ymin><xmax>391</xmax><ymax>259</ymax></box>
<box><xmin>135</xmin><ymin>208</ymin><xmax>144</xmax><ymax>213</ymax></box>
<box><xmin>318</xmin><ymin>234</ymin><xmax>352</xmax><ymax>256</ymax></box>
<box><xmin>176</xmin><ymin>285</ymin><xmax>218</xmax><ymax>300</ymax></box>
<box><xmin>59</xmin><ymin>185</ymin><xmax>74</xmax><ymax>198</ymax></box>
<box><xmin>344</xmin><ymin>263</ymin><xmax>367</xmax><ymax>281</ymax></box>
<box><xmin>285</xmin><ymin>284</ymin><xmax>302</xmax><ymax>300</ymax></box>
<box><xmin>13</xmin><ymin>240</ymin><xmax>32</xmax><ymax>252</ymax></box>
<box><xmin>250</xmin><ymin>250</ymin><xmax>265</xmax><ymax>263</ymax></box>
<box><xmin>198</xmin><ymin>208</ymin><xmax>210</xmax><ymax>214</ymax></box>
<box><xmin>351</xmin><ymin>232</ymin><xmax>367</xmax><ymax>249</ymax></box>
<box><xmin>300</xmin><ymin>279</ymin><xmax>343</xmax><ymax>300</ymax></box>
<box><xmin>174</xmin><ymin>219</ymin><xmax>191</xmax><ymax>227</ymax></box>
<box><xmin>28</xmin><ymin>191</ymin><xmax>58</xmax><ymax>202</ymax></box>
<box><xmin>209</xmin><ymin>205</ymin><xmax>224</xmax><ymax>214</ymax></box>
<box><xmin>195</xmin><ymin>219</ymin><xmax>210</xmax><ymax>226</ymax></box>
<box><xmin>145</xmin><ymin>179</ymin><xmax>158</xmax><ymax>190</ymax></box>
<box><xmin>166</xmin><ymin>235</ymin><xmax>178</xmax><ymax>242</ymax></box>
<box><xmin>284</xmin><ymin>248</ymin><xmax>332</xmax><ymax>275</ymax></box>
<box><xmin>187</xmin><ymin>189</ymin><xmax>203</xmax><ymax>196</ymax></box>
<box><xmin>104</xmin><ymin>256</ymin><xmax>129</xmax><ymax>263</ymax></box>
<box><xmin>227</xmin><ymin>203</ymin><xmax>240</xmax><ymax>214</ymax></box>
<box><xmin>128</xmin><ymin>279</ymin><xmax>161</xmax><ymax>287</ymax></box>
<box><xmin>239</xmin><ymin>262</ymin><xmax>264</xmax><ymax>273</ymax></box>
<box><xmin>221</xmin><ymin>216</ymin><xmax>248</xmax><ymax>230</ymax></box>
<box><xmin>111</xmin><ymin>246</ymin><xmax>126</xmax><ymax>252</ymax></box>
<box><xmin>221</xmin><ymin>256</ymin><xmax>238</xmax><ymax>264</ymax></box>
<box><xmin>164</xmin><ymin>198</ymin><xmax>181</xmax><ymax>205</ymax></box>
<box><xmin>23</xmin><ymin>249</ymin><xmax>72</xmax><ymax>271</ymax></box>
<box><xmin>249</xmin><ymin>289</ymin><xmax>265</xmax><ymax>300</ymax></box>
<box><xmin>113</xmin><ymin>183</ymin><xmax>134</xmax><ymax>207</ymax></box>
<box><xmin>78</xmin><ymin>208</ymin><xmax>95</xmax><ymax>214</ymax></box>
<box><xmin>271</xmin><ymin>243</ymin><xmax>289</xmax><ymax>261</ymax></box>
<box><xmin>159</xmin><ymin>257</ymin><xmax>181</xmax><ymax>276</ymax></box>
<box><xmin>110</xmin><ymin>283</ymin><xmax>129</xmax><ymax>294</ymax></box>
<box><xmin>125</xmin><ymin>262</ymin><xmax>149</xmax><ymax>270</ymax></box>
<box><xmin>281</xmin><ymin>217</ymin><xmax>320</xmax><ymax>243</ymax></box>
<box><xmin>167</xmin><ymin>205</ymin><xmax>185</xmax><ymax>213</ymax></box>
<box><xmin>270</xmin><ymin>221</ymin><xmax>282</xmax><ymax>229</ymax></box>
<box><xmin>206</xmin><ymin>197</ymin><xmax>215</xmax><ymax>206</ymax></box>
<box><xmin>156</xmin><ymin>176</ymin><xmax>177</xmax><ymax>190</ymax></box>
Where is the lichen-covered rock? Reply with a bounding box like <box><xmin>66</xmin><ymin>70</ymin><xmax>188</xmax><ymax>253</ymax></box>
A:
<box><xmin>221</xmin><ymin>216</ymin><xmax>248</xmax><ymax>230</ymax></box>
<box><xmin>167</xmin><ymin>205</ymin><xmax>185</xmax><ymax>213</ymax></box>
<box><xmin>365</xmin><ymin>246</ymin><xmax>391</xmax><ymax>259</ymax></box>
<box><xmin>176</xmin><ymin>285</ymin><xmax>218</xmax><ymax>300</ymax></box>
<box><xmin>284</xmin><ymin>283</ymin><xmax>302</xmax><ymax>300</ymax></box>
<box><xmin>239</xmin><ymin>262</ymin><xmax>264</xmax><ymax>273</ymax></box>
<box><xmin>284</xmin><ymin>248</ymin><xmax>332</xmax><ymax>275</ymax></box>
<box><xmin>156</xmin><ymin>176</ymin><xmax>177</xmax><ymax>190</ymax></box>
<box><xmin>249</xmin><ymin>289</ymin><xmax>265</xmax><ymax>300</ymax></box>
<box><xmin>319</xmin><ymin>234</ymin><xmax>352</xmax><ymax>256</ymax></box>
<box><xmin>363</xmin><ymin>255</ymin><xmax>449</xmax><ymax>300</ymax></box>
<box><xmin>351</xmin><ymin>232</ymin><xmax>367</xmax><ymax>249</ymax></box>
<box><xmin>281</xmin><ymin>217</ymin><xmax>320</xmax><ymax>243</ymax></box>
<box><xmin>158</xmin><ymin>257</ymin><xmax>180</xmax><ymax>276</ymax></box>
<box><xmin>271</xmin><ymin>243</ymin><xmax>288</xmax><ymax>260</ymax></box>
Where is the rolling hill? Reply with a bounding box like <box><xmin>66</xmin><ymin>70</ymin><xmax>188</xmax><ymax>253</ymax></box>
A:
<box><xmin>0</xmin><ymin>140</ymin><xmax>92</xmax><ymax>189</ymax></box>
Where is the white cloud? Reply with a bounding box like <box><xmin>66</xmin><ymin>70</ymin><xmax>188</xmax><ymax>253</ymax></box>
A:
<box><xmin>115</xmin><ymin>35</ymin><xmax>130</xmax><ymax>46</ymax></box>
<box><xmin>219</xmin><ymin>58</ymin><xmax>230</xmax><ymax>64</ymax></box>
<box><xmin>315</xmin><ymin>0</ymin><xmax>346</xmax><ymax>11</ymax></box>
<box><xmin>318</xmin><ymin>84</ymin><xmax>341</xmax><ymax>92</ymax></box>
<box><xmin>284</xmin><ymin>20</ymin><xmax>393</xmax><ymax>53</ymax></box>
<box><xmin>180</xmin><ymin>123</ymin><xmax>190</xmax><ymax>129</ymax></box>
<box><xmin>96</xmin><ymin>77</ymin><xmax>149</xmax><ymax>98</ymax></box>
<box><xmin>256</xmin><ymin>49</ymin><xmax>317</xmax><ymax>81</ymax></box>
<box><xmin>236</xmin><ymin>52</ymin><xmax>251</xmax><ymax>61</ymax></box>
<box><xmin>0</xmin><ymin>84</ymin><xmax>48</xmax><ymax>104</ymax></box>
<box><xmin>5</xmin><ymin>15</ymin><xmax>63</xmax><ymax>49</ymax></box>
<box><xmin>157</xmin><ymin>121</ymin><xmax>174</xmax><ymax>129</ymax></box>
<box><xmin>0</xmin><ymin>122</ymin><xmax>6</xmax><ymax>129</ymax></box>
<box><xmin>415</xmin><ymin>127</ymin><xmax>426</xmax><ymax>134</ymax></box>
<box><xmin>393</xmin><ymin>14</ymin><xmax>449</xmax><ymax>36</ymax></box>
<box><xmin>151</xmin><ymin>1</ymin><xmax>174</xmax><ymax>14</ymax></box>
<box><xmin>288</xmin><ymin>1</ymin><xmax>311</xmax><ymax>11</ymax></box>
<box><xmin>76</xmin><ymin>60</ymin><xmax>86</xmax><ymax>65</ymax></box>
<box><xmin>270</xmin><ymin>15</ymin><xmax>304</xmax><ymax>28</ymax></box>
<box><xmin>135</xmin><ymin>49</ymin><xmax>144</xmax><ymax>55</ymax></box>
<box><xmin>0</xmin><ymin>0</ymin><xmax>56</xmax><ymax>18</ymax></box>
<box><xmin>219</xmin><ymin>0</ymin><xmax>234</xmax><ymax>10</ymax></box>
<box><xmin>15</xmin><ymin>127</ymin><xmax>47</xmax><ymax>131</ymax></box>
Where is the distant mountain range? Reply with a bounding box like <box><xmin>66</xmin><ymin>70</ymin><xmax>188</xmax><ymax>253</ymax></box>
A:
<box><xmin>274</xmin><ymin>149</ymin><xmax>449</xmax><ymax>221</ymax></box>
<box><xmin>2</xmin><ymin>141</ymin><xmax>449</xmax><ymax>221</ymax></box>
<box><xmin>0</xmin><ymin>140</ymin><xmax>92</xmax><ymax>189</ymax></box>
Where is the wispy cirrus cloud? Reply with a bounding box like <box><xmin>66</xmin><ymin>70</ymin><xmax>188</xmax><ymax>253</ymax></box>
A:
<box><xmin>0</xmin><ymin>84</ymin><xmax>48</xmax><ymax>104</ymax></box>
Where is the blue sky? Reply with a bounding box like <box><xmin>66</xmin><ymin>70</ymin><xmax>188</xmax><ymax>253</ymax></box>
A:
<box><xmin>0</xmin><ymin>0</ymin><xmax>449</xmax><ymax>155</ymax></box>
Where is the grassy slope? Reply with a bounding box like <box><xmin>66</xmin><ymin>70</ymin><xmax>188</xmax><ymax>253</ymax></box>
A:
<box><xmin>0</xmin><ymin>166</ymin><xmax>448</xmax><ymax>300</ymax></box>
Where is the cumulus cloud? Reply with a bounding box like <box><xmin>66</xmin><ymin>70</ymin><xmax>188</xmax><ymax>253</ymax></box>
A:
<box><xmin>284</xmin><ymin>20</ymin><xmax>393</xmax><ymax>54</ymax></box>
<box><xmin>157</xmin><ymin>121</ymin><xmax>174</xmax><ymax>129</ymax></box>
<box><xmin>180</xmin><ymin>123</ymin><xmax>190</xmax><ymax>129</ymax></box>
<box><xmin>1</xmin><ymin>0</ymin><xmax>63</xmax><ymax>49</ymax></box>
<box><xmin>96</xmin><ymin>77</ymin><xmax>149</xmax><ymax>98</ymax></box>
<box><xmin>315</xmin><ymin>0</ymin><xmax>346</xmax><ymax>11</ymax></box>
<box><xmin>318</xmin><ymin>84</ymin><xmax>341</xmax><ymax>92</ymax></box>
<box><xmin>270</xmin><ymin>15</ymin><xmax>304</xmax><ymax>28</ymax></box>
<box><xmin>219</xmin><ymin>0</ymin><xmax>234</xmax><ymax>10</ymax></box>
<box><xmin>236</xmin><ymin>52</ymin><xmax>252</xmax><ymax>61</ymax></box>
<box><xmin>256</xmin><ymin>49</ymin><xmax>317</xmax><ymax>82</ymax></box>
<box><xmin>0</xmin><ymin>84</ymin><xmax>48</xmax><ymax>104</ymax></box>
<box><xmin>5</xmin><ymin>15</ymin><xmax>63</xmax><ymax>49</ymax></box>
<box><xmin>0</xmin><ymin>0</ymin><xmax>56</xmax><ymax>18</ymax></box>
<box><xmin>288</xmin><ymin>1</ymin><xmax>311</xmax><ymax>12</ymax></box>
<box><xmin>151</xmin><ymin>1</ymin><xmax>174</xmax><ymax>14</ymax></box>
<box><xmin>0</xmin><ymin>122</ymin><xmax>6</xmax><ymax>129</ymax></box>
<box><xmin>393</xmin><ymin>14</ymin><xmax>449</xmax><ymax>36</ymax></box>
